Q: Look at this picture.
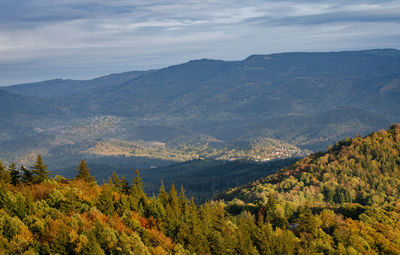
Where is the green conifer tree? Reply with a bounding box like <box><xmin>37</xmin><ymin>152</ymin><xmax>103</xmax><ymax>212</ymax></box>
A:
<box><xmin>158</xmin><ymin>181</ymin><xmax>169</xmax><ymax>207</ymax></box>
<box><xmin>121</xmin><ymin>176</ymin><xmax>130</xmax><ymax>194</ymax></box>
<box><xmin>32</xmin><ymin>154</ymin><xmax>50</xmax><ymax>183</ymax></box>
<box><xmin>9</xmin><ymin>162</ymin><xmax>20</xmax><ymax>185</ymax></box>
<box><xmin>61</xmin><ymin>188</ymin><xmax>79</xmax><ymax>214</ymax></box>
<box><xmin>96</xmin><ymin>185</ymin><xmax>115</xmax><ymax>215</ymax></box>
<box><xmin>129</xmin><ymin>170</ymin><xmax>148</xmax><ymax>213</ymax></box>
<box><xmin>178</xmin><ymin>185</ymin><xmax>188</xmax><ymax>212</ymax></box>
<box><xmin>111</xmin><ymin>171</ymin><xmax>121</xmax><ymax>189</ymax></box>
<box><xmin>130</xmin><ymin>170</ymin><xmax>144</xmax><ymax>194</ymax></box>
<box><xmin>75</xmin><ymin>160</ymin><xmax>94</xmax><ymax>182</ymax></box>
<box><xmin>21</xmin><ymin>165</ymin><xmax>33</xmax><ymax>184</ymax></box>
<box><xmin>130</xmin><ymin>170</ymin><xmax>146</xmax><ymax>202</ymax></box>
<box><xmin>296</xmin><ymin>206</ymin><xmax>319</xmax><ymax>236</ymax></box>
<box><xmin>169</xmin><ymin>183</ymin><xmax>179</xmax><ymax>210</ymax></box>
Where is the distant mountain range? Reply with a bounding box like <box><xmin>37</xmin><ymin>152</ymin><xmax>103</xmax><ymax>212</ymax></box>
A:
<box><xmin>0</xmin><ymin>49</ymin><xmax>399</xmax><ymax>180</ymax></box>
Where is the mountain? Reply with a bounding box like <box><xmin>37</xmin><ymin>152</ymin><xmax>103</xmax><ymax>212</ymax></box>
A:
<box><xmin>0</xmin><ymin>88</ymin><xmax>63</xmax><ymax>119</ymax></box>
<box><xmin>65</xmin><ymin>49</ymin><xmax>400</xmax><ymax>118</ymax></box>
<box><xmin>56</xmin><ymin>49</ymin><xmax>400</xmax><ymax>150</ymax></box>
<box><xmin>2</xmin><ymin>71</ymin><xmax>150</xmax><ymax>98</ymax></box>
<box><xmin>220</xmin><ymin>124</ymin><xmax>400</xmax><ymax>207</ymax></box>
<box><xmin>1</xmin><ymin>49</ymin><xmax>400</xmax><ymax>178</ymax></box>
<box><xmin>0</xmin><ymin>88</ymin><xmax>67</xmax><ymax>141</ymax></box>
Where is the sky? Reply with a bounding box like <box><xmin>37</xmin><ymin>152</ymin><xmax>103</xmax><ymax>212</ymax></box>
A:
<box><xmin>1</xmin><ymin>0</ymin><xmax>400</xmax><ymax>85</ymax></box>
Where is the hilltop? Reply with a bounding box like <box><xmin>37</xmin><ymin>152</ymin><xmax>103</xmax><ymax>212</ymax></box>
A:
<box><xmin>221</xmin><ymin>124</ymin><xmax>400</xmax><ymax>208</ymax></box>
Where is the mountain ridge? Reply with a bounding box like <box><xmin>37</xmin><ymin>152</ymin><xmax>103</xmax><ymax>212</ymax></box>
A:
<box><xmin>0</xmin><ymin>48</ymin><xmax>399</xmax><ymax>178</ymax></box>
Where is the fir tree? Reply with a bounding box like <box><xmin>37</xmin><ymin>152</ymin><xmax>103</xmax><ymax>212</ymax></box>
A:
<box><xmin>21</xmin><ymin>165</ymin><xmax>33</xmax><ymax>184</ymax></box>
<box><xmin>158</xmin><ymin>181</ymin><xmax>169</xmax><ymax>207</ymax></box>
<box><xmin>130</xmin><ymin>170</ymin><xmax>147</xmax><ymax>213</ymax></box>
<box><xmin>9</xmin><ymin>162</ymin><xmax>20</xmax><ymax>186</ymax></box>
<box><xmin>32</xmin><ymin>154</ymin><xmax>50</xmax><ymax>183</ymax></box>
<box><xmin>169</xmin><ymin>183</ymin><xmax>179</xmax><ymax>209</ymax></box>
<box><xmin>178</xmin><ymin>185</ymin><xmax>188</xmax><ymax>212</ymax></box>
<box><xmin>96</xmin><ymin>185</ymin><xmax>115</xmax><ymax>215</ymax></box>
<box><xmin>75</xmin><ymin>160</ymin><xmax>94</xmax><ymax>182</ymax></box>
<box><xmin>61</xmin><ymin>188</ymin><xmax>79</xmax><ymax>214</ymax></box>
<box><xmin>130</xmin><ymin>170</ymin><xmax>145</xmax><ymax>199</ymax></box>
<box><xmin>121</xmin><ymin>176</ymin><xmax>130</xmax><ymax>194</ymax></box>
<box><xmin>111</xmin><ymin>171</ymin><xmax>121</xmax><ymax>189</ymax></box>
<box><xmin>296</xmin><ymin>206</ymin><xmax>319</xmax><ymax>236</ymax></box>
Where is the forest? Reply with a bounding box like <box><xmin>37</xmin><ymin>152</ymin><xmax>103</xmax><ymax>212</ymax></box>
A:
<box><xmin>0</xmin><ymin>124</ymin><xmax>399</xmax><ymax>254</ymax></box>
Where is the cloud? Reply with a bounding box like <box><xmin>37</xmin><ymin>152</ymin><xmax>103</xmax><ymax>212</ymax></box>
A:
<box><xmin>0</xmin><ymin>0</ymin><xmax>400</xmax><ymax>85</ymax></box>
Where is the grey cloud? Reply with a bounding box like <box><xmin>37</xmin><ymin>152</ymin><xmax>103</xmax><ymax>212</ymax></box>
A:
<box><xmin>269</xmin><ymin>9</ymin><xmax>400</xmax><ymax>26</ymax></box>
<box><xmin>0</xmin><ymin>0</ymin><xmax>400</xmax><ymax>85</ymax></box>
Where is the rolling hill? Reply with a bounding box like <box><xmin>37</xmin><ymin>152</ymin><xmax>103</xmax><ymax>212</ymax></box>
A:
<box><xmin>220</xmin><ymin>124</ymin><xmax>400</xmax><ymax>207</ymax></box>
<box><xmin>2</xmin><ymin>71</ymin><xmax>150</xmax><ymax>98</ymax></box>
<box><xmin>1</xmin><ymin>49</ymin><xmax>399</xmax><ymax>180</ymax></box>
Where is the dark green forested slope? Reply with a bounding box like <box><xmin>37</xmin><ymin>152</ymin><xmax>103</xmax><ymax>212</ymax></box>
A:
<box><xmin>0</xmin><ymin>126</ymin><xmax>400</xmax><ymax>254</ymax></box>
<box><xmin>57</xmin><ymin>158</ymin><xmax>298</xmax><ymax>204</ymax></box>
<box><xmin>221</xmin><ymin>124</ymin><xmax>400</xmax><ymax>208</ymax></box>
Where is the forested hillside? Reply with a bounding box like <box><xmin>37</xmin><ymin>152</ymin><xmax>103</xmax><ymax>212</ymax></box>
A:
<box><xmin>0</xmin><ymin>125</ymin><xmax>400</xmax><ymax>254</ymax></box>
<box><xmin>57</xmin><ymin>158</ymin><xmax>298</xmax><ymax>204</ymax></box>
<box><xmin>222</xmin><ymin>124</ymin><xmax>400</xmax><ymax>207</ymax></box>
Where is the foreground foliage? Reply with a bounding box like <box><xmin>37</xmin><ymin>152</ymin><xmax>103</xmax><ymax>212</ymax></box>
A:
<box><xmin>0</xmin><ymin>125</ymin><xmax>399</xmax><ymax>254</ymax></box>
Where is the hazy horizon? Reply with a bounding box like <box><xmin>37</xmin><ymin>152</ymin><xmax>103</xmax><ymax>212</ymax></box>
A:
<box><xmin>2</xmin><ymin>47</ymin><xmax>399</xmax><ymax>87</ymax></box>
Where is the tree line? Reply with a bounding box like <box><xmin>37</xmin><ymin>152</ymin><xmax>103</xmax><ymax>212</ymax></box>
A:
<box><xmin>0</xmin><ymin>125</ymin><xmax>399</xmax><ymax>254</ymax></box>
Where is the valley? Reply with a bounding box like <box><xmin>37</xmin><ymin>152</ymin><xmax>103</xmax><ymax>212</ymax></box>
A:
<box><xmin>1</xmin><ymin>49</ymin><xmax>399</xmax><ymax>186</ymax></box>
<box><xmin>0</xmin><ymin>124</ymin><xmax>399</xmax><ymax>254</ymax></box>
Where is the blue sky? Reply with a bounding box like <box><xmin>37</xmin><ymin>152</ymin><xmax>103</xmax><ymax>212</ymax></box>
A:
<box><xmin>1</xmin><ymin>0</ymin><xmax>400</xmax><ymax>85</ymax></box>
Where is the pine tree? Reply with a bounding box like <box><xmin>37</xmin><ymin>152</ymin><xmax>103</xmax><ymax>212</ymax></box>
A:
<box><xmin>158</xmin><ymin>181</ymin><xmax>169</xmax><ymax>207</ymax></box>
<box><xmin>129</xmin><ymin>170</ymin><xmax>147</xmax><ymax>213</ymax></box>
<box><xmin>179</xmin><ymin>185</ymin><xmax>188</xmax><ymax>212</ymax></box>
<box><xmin>32</xmin><ymin>154</ymin><xmax>50</xmax><ymax>183</ymax></box>
<box><xmin>111</xmin><ymin>171</ymin><xmax>121</xmax><ymax>189</ymax></box>
<box><xmin>265</xmin><ymin>193</ymin><xmax>277</xmax><ymax>220</ymax></box>
<box><xmin>296</xmin><ymin>206</ymin><xmax>319</xmax><ymax>236</ymax></box>
<box><xmin>75</xmin><ymin>160</ymin><xmax>94</xmax><ymax>182</ymax></box>
<box><xmin>21</xmin><ymin>165</ymin><xmax>33</xmax><ymax>184</ymax></box>
<box><xmin>9</xmin><ymin>162</ymin><xmax>20</xmax><ymax>185</ymax></box>
<box><xmin>61</xmin><ymin>188</ymin><xmax>79</xmax><ymax>214</ymax></box>
<box><xmin>96</xmin><ymin>185</ymin><xmax>115</xmax><ymax>215</ymax></box>
<box><xmin>130</xmin><ymin>170</ymin><xmax>145</xmax><ymax>199</ymax></box>
<box><xmin>121</xmin><ymin>176</ymin><xmax>130</xmax><ymax>194</ymax></box>
<box><xmin>169</xmin><ymin>183</ymin><xmax>179</xmax><ymax>209</ymax></box>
